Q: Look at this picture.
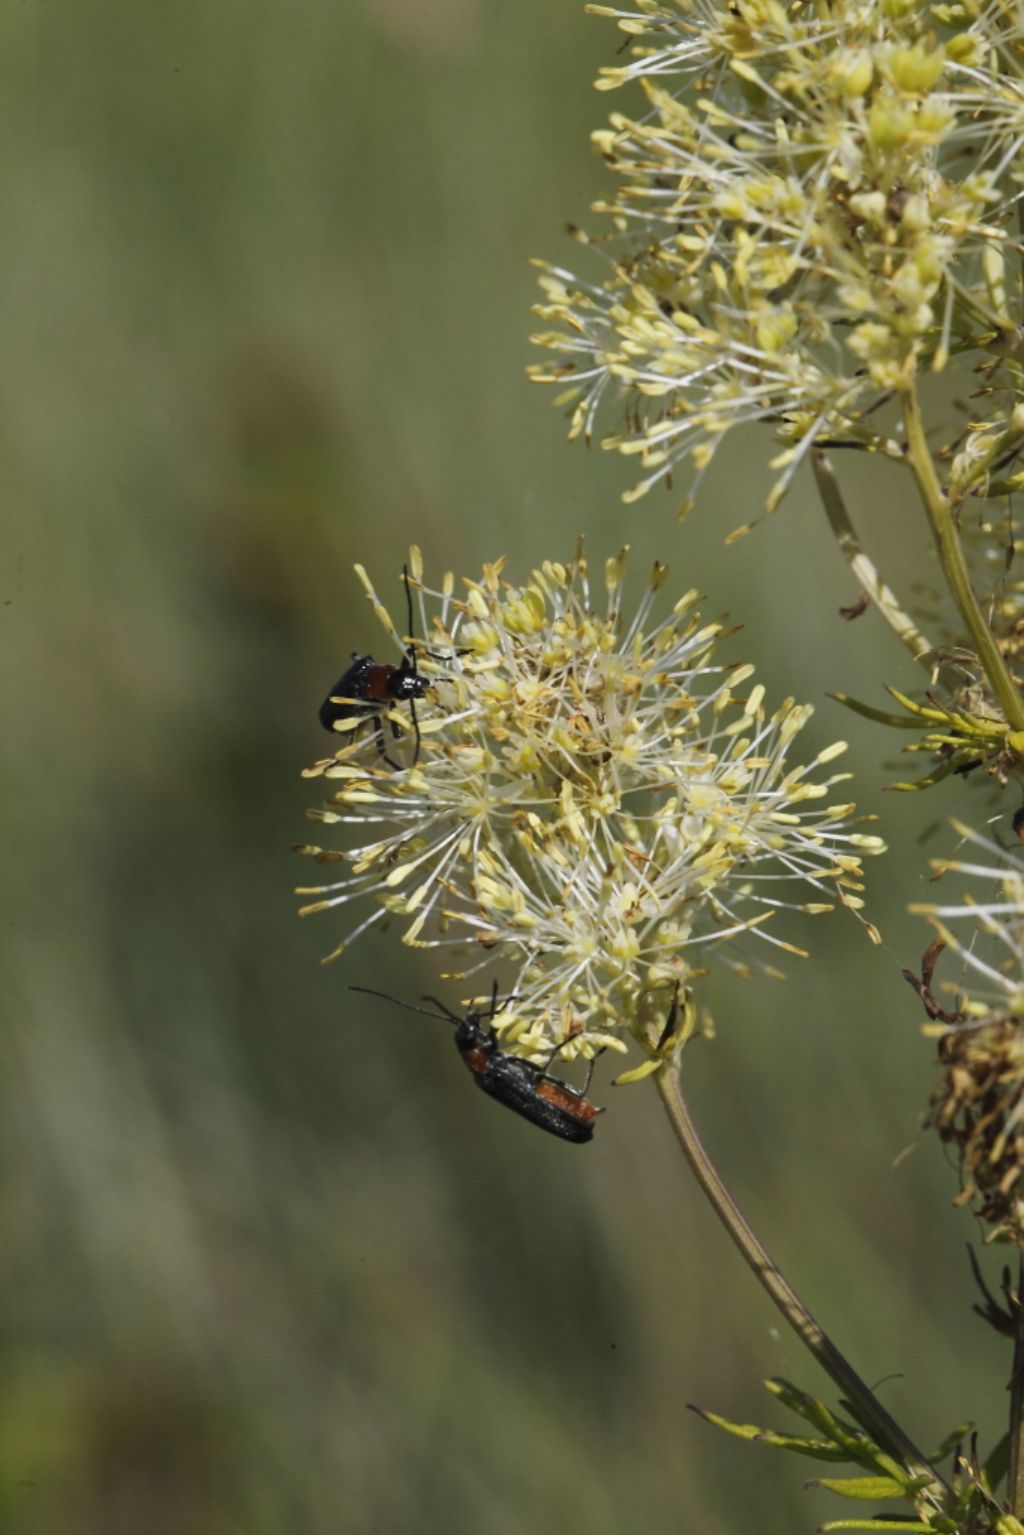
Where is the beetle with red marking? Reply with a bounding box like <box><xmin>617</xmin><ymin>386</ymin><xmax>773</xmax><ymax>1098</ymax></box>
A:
<box><xmin>320</xmin><ymin>564</ymin><xmax>430</xmax><ymax>768</ymax></box>
<box><xmin>350</xmin><ymin>982</ymin><xmax>604</xmax><ymax>1144</ymax></box>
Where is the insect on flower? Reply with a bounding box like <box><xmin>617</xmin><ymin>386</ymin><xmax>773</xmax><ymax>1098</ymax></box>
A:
<box><xmin>350</xmin><ymin>982</ymin><xmax>605</xmax><ymax>1144</ymax></box>
<box><xmin>319</xmin><ymin>564</ymin><xmax>430</xmax><ymax>767</ymax></box>
<box><xmin>300</xmin><ymin>546</ymin><xmax>883</xmax><ymax>1024</ymax></box>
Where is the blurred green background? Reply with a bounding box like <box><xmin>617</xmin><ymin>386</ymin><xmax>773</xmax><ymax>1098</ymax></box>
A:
<box><xmin>0</xmin><ymin>3</ymin><xmax>1009</xmax><ymax>1532</ymax></box>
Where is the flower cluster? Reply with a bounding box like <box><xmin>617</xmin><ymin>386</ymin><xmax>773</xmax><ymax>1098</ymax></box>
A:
<box><xmin>911</xmin><ymin>819</ymin><xmax>1024</xmax><ymax>1239</ymax></box>
<box><xmin>297</xmin><ymin>547</ymin><xmax>882</xmax><ymax>1071</ymax></box>
<box><xmin>531</xmin><ymin>0</ymin><xmax>1024</xmax><ymax>514</ymax></box>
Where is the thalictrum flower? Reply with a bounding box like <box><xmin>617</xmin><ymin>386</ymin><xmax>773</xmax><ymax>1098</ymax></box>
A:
<box><xmin>531</xmin><ymin>1</ymin><xmax>1024</xmax><ymax>515</ymax></box>
<box><xmin>297</xmin><ymin>547</ymin><xmax>882</xmax><ymax>1072</ymax></box>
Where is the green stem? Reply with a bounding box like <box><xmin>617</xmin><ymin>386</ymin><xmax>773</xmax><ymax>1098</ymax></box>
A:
<box><xmin>902</xmin><ymin>383</ymin><xmax>1024</xmax><ymax>734</ymax></box>
<box><xmin>653</xmin><ymin>1064</ymin><xmax>945</xmax><ymax>1494</ymax></box>
<box><xmin>1009</xmin><ymin>1253</ymin><xmax>1024</xmax><ymax>1513</ymax></box>
<box><xmin>812</xmin><ymin>451</ymin><xmax>934</xmax><ymax>670</ymax></box>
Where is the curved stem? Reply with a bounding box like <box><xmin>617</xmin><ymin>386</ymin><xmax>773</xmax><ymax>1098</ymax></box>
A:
<box><xmin>654</xmin><ymin>1064</ymin><xmax>945</xmax><ymax>1492</ymax></box>
<box><xmin>813</xmin><ymin>451</ymin><xmax>935</xmax><ymax>670</ymax></box>
<box><xmin>903</xmin><ymin>383</ymin><xmax>1024</xmax><ymax>734</ymax></box>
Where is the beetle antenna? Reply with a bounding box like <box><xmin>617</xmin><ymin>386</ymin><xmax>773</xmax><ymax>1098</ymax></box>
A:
<box><xmin>421</xmin><ymin>994</ymin><xmax>465</xmax><ymax>1024</ymax></box>
<box><xmin>350</xmin><ymin>985</ymin><xmax>454</xmax><ymax>1026</ymax></box>
<box><xmin>421</xmin><ymin>646</ymin><xmax>473</xmax><ymax>662</ymax></box>
<box><xmin>402</xmin><ymin>563</ymin><xmax>416</xmax><ymax>664</ymax></box>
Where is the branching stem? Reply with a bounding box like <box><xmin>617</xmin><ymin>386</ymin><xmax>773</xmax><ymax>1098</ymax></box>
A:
<box><xmin>653</xmin><ymin>1063</ymin><xmax>946</xmax><ymax>1495</ymax></box>
<box><xmin>903</xmin><ymin>383</ymin><xmax>1024</xmax><ymax>734</ymax></box>
<box><xmin>813</xmin><ymin>451</ymin><xmax>934</xmax><ymax>670</ymax></box>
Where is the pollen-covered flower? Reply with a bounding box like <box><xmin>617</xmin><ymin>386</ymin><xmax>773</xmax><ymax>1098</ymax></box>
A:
<box><xmin>531</xmin><ymin>1</ymin><xmax>1024</xmax><ymax>514</ymax></box>
<box><xmin>297</xmin><ymin>546</ymin><xmax>882</xmax><ymax>1069</ymax></box>
<box><xmin>911</xmin><ymin>819</ymin><xmax>1024</xmax><ymax>1239</ymax></box>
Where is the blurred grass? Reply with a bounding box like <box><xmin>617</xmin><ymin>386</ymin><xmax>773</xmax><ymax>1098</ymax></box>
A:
<box><xmin>0</xmin><ymin>2</ymin><xmax>1011</xmax><ymax>1532</ymax></box>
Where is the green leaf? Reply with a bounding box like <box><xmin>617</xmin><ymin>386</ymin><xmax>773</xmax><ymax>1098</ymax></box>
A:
<box><xmin>884</xmin><ymin>687</ymin><xmax>947</xmax><ymax>723</ymax></box>
<box><xmin>764</xmin><ymin>1380</ymin><xmax>906</xmax><ymax>1480</ymax></box>
<box><xmin>984</xmin><ymin>1430</ymin><xmax>1010</xmax><ymax>1492</ymax></box>
<box><xmin>810</xmin><ymin>1476</ymin><xmax>908</xmax><ymax>1501</ymax></box>
<box><xmin>826</xmin><ymin>693</ymin><xmax>923</xmax><ymax>729</ymax></box>
<box><xmin>819</xmin><ymin>1522</ymin><xmax>928</xmax><ymax>1532</ymax></box>
<box><xmin>888</xmin><ymin>759</ymin><xmax>959</xmax><ymax>791</ymax></box>
<box><xmin>925</xmin><ymin>1422</ymin><xmax>969</xmax><ymax>1466</ymax></box>
<box><xmin>689</xmin><ymin>1406</ymin><xmax>771</xmax><ymax>1444</ymax></box>
<box><xmin>612</xmin><ymin>1057</ymin><xmax>660</xmax><ymax>1085</ymax></box>
<box><xmin>689</xmin><ymin>1405</ymin><xmax>849</xmax><ymax>1462</ymax></box>
<box><xmin>765</xmin><ymin>1380</ymin><xmax>867</xmax><ymax>1455</ymax></box>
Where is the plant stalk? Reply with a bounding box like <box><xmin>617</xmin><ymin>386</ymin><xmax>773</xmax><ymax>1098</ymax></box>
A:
<box><xmin>654</xmin><ymin>1063</ymin><xmax>945</xmax><ymax>1493</ymax></box>
<box><xmin>902</xmin><ymin>383</ymin><xmax>1024</xmax><ymax>734</ymax></box>
<box><xmin>1009</xmin><ymin>1253</ymin><xmax>1024</xmax><ymax>1513</ymax></box>
<box><xmin>812</xmin><ymin>451</ymin><xmax>934</xmax><ymax>670</ymax></box>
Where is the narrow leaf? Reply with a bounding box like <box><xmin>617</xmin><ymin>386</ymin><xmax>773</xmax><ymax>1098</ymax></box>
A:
<box><xmin>612</xmin><ymin>1058</ymin><xmax>660</xmax><ymax>1085</ymax></box>
<box><xmin>884</xmin><ymin>687</ymin><xmax>946</xmax><ymax>723</ymax></box>
<box><xmin>819</xmin><ymin>1521</ymin><xmax>928</xmax><ymax>1532</ymax></box>
<box><xmin>766</xmin><ymin>1380</ymin><xmax>865</xmax><ymax>1451</ymax></box>
<box><xmin>688</xmin><ymin>1407</ymin><xmax>772</xmax><ymax>1444</ymax></box>
<box><xmin>809</xmin><ymin>1476</ymin><xmax>906</xmax><ymax>1501</ymax></box>
<box><xmin>826</xmin><ymin>693</ymin><xmax>922</xmax><ymax>729</ymax></box>
<box><xmin>689</xmin><ymin>1405</ymin><xmax>847</xmax><ymax>1461</ymax></box>
<box><xmin>888</xmin><ymin>759</ymin><xmax>959</xmax><ymax>791</ymax></box>
<box><xmin>927</xmin><ymin>1422</ymin><xmax>971</xmax><ymax>1465</ymax></box>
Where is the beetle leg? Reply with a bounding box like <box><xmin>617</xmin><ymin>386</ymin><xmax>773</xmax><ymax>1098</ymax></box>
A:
<box><xmin>580</xmin><ymin>1048</ymin><xmax>606</xmax><ymax>1095</ymax></box>
<box><xmin>540</xmin><ymin>1038</ymin><xmax>567</xmax><ymax>1075</ymax></box>
<box><xmin>539</xmin><ymin>1038</ymin><xmax>605</xmax><ymax>1096</ymax></box>
<box><xmin>408</xmin><ymin>693</ymin><xmax>421</xmax><ymax>766</ymax></box>
<box><xmin>374</xmin><ymin>714</ymin><xmax>402</xmax><ymax>771</ymax></box>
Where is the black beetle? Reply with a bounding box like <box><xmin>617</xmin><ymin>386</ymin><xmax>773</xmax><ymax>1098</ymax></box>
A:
<box><xmin>320</xmin><ymin>564</ymin><xmax>430</xmax><ymax>767</ymax></box>
<box><xmin>350</xmin><ymin>982</ymin><xmax>604</xmax><ymax>1143</ymax></box>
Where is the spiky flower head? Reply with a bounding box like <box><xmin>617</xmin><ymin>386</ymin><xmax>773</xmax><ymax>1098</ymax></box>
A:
<box><xmin>911</xmin><ymin>819</ymin><xmax>1024</xmax><ymax>1241</ymax></box>
<box><xmin>531</xmin><ymin>1</ymin><xmax>1024</xmax><ymax>517</ymax></box>
<box><xmin>297</xmin><ymin>546</ymin><xmax>882</xmax><ymax>1075</ymax></box>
